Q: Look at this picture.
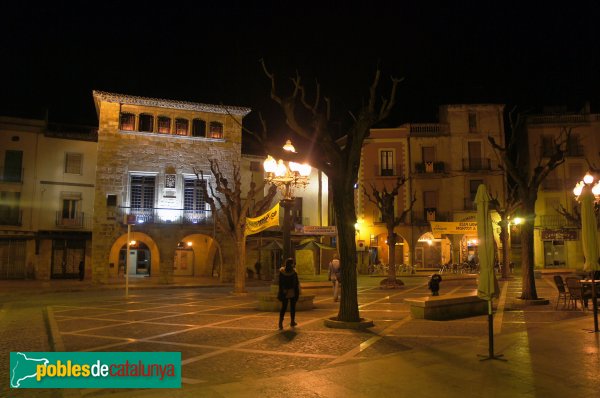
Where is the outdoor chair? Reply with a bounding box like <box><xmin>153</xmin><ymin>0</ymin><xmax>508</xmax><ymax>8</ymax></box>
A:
<box><xmin>553</xmin><ymin>275</ymin><xmax>568</xmax><ymax>310</ymax></box>
<box><xmin>565</xmin><ymin>277</ymin><xmax>586</xmax><ymax>311</ymax></box>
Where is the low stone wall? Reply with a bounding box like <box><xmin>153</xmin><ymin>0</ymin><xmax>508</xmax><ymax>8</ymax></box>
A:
<box><xmin>405</xmin><ymin>293</ymin><xmax>487</xmax><ymax>320</ymax></box>
<box><xmin>256</xmin><ymin>293</ymin><xmax>315</xmax><ymax>312</ymax></box>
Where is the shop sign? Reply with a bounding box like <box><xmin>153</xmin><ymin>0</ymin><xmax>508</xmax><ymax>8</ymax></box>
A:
<box><xmin>541</xmin><ymin>229</ymin><xmax>577</xmax><ymax>241</ymax></box>
<box><xmin>430</xmin><ymin>221</ymin><xmax>478</xmax><ymax>235</ymax></box>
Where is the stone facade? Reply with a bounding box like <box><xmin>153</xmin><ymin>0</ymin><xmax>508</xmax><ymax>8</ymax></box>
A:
<box><xmin>91</xmin><ymin>91</ymin><xmax>250</xmax><ymax>283</ymax></box>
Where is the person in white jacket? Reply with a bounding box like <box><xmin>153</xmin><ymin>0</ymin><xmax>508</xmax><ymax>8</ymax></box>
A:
<box><xmin>328</xmin><ymin>254</ymin><xmax>342</xmax><ymax>302</ymax></box>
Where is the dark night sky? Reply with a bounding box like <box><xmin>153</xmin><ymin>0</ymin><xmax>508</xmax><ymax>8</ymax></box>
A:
<box><xmin>2</xmin><ymin>1</ymin><xmax>600</xmax><ymax>150</ymax></box>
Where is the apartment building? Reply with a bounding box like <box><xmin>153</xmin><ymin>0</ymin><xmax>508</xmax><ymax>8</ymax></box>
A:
<box><xmin>357</xmin><ymin>104</ymin><xmax>506</xmax><ymax>269</ymax></box>
<box><xmin>526</xmin><ymin>105</ymin><xmax>600</xmax><ymax>269</ymax></box>
<box><xmin>0</xmin><ymin>117</ymin><xmax>97</xmax><ymax>279</ymax></box>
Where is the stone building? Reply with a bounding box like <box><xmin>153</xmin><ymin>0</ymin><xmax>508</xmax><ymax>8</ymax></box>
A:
<box><xmin>91</xmin><ymin>91</ymin><xmax>250</xmax><ymax>283</ymax></box>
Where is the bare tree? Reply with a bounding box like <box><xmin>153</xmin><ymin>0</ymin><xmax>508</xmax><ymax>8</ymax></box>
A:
<box><xmin>254</xmin><ymin>60</ymin><xmax>402</xmax><ymax>322</ymax></box>
<box><xmin>488</xmin><ymin>111</ymin><xmax>571</xmax><ymax>300</ymax></box>
<box><xmin>198</xmin><ymin>159</ymin><xmax>277</xmax><ymax>294</ymax></box>
<box><xmin>363</xmin><ymin>177</ymin><xmax>415</xmax><ymax>287</ymax></box>
<box><xmin>490</xmin><ymin>187</ymin><xmax>521</xmax><ymax>279</ymax></box>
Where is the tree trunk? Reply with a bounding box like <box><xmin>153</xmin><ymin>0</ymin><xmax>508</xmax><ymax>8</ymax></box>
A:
<box><xmin>332</xmin><ymin>181</ymin><xmax>360</xmax><ymax>322</ymax></box>
<box><xmin>519</xmin><ymin>206</ymin><xmax>538</xmax><ymax>300</ymax></box>
<box><xmin>233</xmin><ymin>235</ymin><xmax>247</xmax><ymax>294</ymax></box>
<box><xmin>499</xmin><ymin>218</ymin><xmax>510</xmax><ymax>279</ymax></box>
<box><xmin>387</xmin><ymin>227</ymin><xmax>396</xmax><ymax>281</ymax></box>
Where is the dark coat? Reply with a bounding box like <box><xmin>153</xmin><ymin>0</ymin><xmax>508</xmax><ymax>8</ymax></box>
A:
<box><xmin>278</xmin><ymin>267</ymin><xmax>300</xmax><ymax>302</ymax></box>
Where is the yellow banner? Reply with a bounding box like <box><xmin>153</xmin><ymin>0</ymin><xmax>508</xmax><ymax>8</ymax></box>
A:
<box><xmin>245</xmin><ymin>203</ymin><xmax>280</xmax><ymax>236</ymax></box>
<box><xmin>430</xmin><ymin>221</ymin><xmax>478</xmax><ymax>235</ymax></box>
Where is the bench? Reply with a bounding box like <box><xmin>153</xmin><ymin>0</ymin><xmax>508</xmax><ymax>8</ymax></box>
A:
<box><xmin>404</xmin><ymin>293</ymin><xmax>487</xmax><ymax>320</ymax></box>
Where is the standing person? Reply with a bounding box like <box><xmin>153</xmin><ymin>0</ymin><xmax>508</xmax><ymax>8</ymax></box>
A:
<box><xmin>78</xmin><ymin>260</ymin><xmax>85</xmax><ymax>281</ymax></box>
<box><xmin>328</xmin><ymin>254</ymin><xmax>342</xmax><ymax>302</ymax></box>
<box><xmin>278</xmin><ymin>258</ymin><xmax>300</xmax><ymax>330</ymax></box>
<box><xmin>254</xmin><ymin>261</ymin><xmax>262</xmax><ymax>280</ymax></box>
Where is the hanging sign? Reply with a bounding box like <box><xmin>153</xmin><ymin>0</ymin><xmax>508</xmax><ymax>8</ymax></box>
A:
<box><xmin>245</xmin><ymin>203</ymin><xmax>280</xmax><ymax>236</ymax></box>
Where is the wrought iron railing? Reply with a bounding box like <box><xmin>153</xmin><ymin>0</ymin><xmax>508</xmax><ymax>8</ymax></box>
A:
<box><xmin>538</xmin><ymin>214</ymin><xmax>577</xmax><ymax>228</ymax></box>
<box><xmin>462</xmin><ymin>157</ymin><xmax>492</xmax><ymax>171</ymax></box>
<box><xmin>118</xmin><ymin>207</ymin><xmax>212</xmax><ymax>225</ymax></box>
<box><xmin>55</xmin><ymin>211</ymin><xmax>91</xmax><ymax>228</ymax></box>
<box><xmin>414</xmin><ymin>161</ymin><xmax>446</xmax><ymax>174</ymax></box>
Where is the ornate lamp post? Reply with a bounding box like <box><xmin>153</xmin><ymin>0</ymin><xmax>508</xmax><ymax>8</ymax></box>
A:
<box><xmin>573</xmin><ymin>172</ymin><xmax>600</xmax><ymax>332</ymax></box>
<box><xmin>263</xmin><ymin>140</ymin><xmax>312</xmax><ymax>264</ymax></box>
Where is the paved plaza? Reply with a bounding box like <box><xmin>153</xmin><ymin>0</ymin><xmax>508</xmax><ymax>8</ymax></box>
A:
<box><xmin>1</xmin><ymin>274</ymin><xmax>600</xmax><ymax>397</ymax></box>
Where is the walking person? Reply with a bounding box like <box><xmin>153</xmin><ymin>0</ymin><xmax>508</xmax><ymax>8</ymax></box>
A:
<box><xmin>254</xmin><ymin>261</ymin><xmax>262</xmax><ymax>280</ymax></box>
<box><xmin>278</xmin><ymin>258</ymin><xmax>300</xmax><ymax>330</ymax></box>
<box><xmin>328</xmin><ymin>254</ymin><xmax>342</xmax><ymax>302</ymax></box>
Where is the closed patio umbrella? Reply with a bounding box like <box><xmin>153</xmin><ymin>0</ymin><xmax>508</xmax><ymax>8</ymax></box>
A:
<box><xmin>580</xmin><ymin>184</ymin><xmax>599</xmax><ymax>332</ymax></box>
<box><xmin>475</xmin><ymin>184</ymin><xmax>501</xmax><ymax>360</ymax></box>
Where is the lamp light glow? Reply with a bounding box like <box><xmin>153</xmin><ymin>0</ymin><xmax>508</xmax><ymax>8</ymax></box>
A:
<box><xmin>584</xmin><ymin>173</ymin><xmax>594</xmax><ymax>184</ymax></box>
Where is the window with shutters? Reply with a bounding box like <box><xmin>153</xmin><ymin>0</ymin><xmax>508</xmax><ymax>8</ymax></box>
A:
<box><xmin>65</xmin><ymin>153</ymin><xmax>82</xmax><ymax>174</ymax></box>
<box><xmin>468</xmin><ymin>112</ymin><xmax>477</xmax><ymax>133</ymax></box>
<box><xmin>380</xmin><ymin>150</ymin><xmax>394</xmax><ymax>176</ymax></box>
<box><xmin>130</xmin><ymin>175</ymin><xmax>155</xmax><ymax>209</ymax></box>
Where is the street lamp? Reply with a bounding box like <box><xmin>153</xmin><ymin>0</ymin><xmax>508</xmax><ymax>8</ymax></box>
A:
<box><xmin>573</xmin><ymin>172</ymin><xmax>600</xmax><ymax>332</ymax></box>
<box><xmin>263</xmin><ymin>139</ymin><xmax>312</xmax><ymax>264</ymax></box>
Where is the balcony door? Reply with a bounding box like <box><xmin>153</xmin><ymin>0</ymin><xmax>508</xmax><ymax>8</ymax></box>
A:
<box><xmin>468</xmin><ymin>142</ymin><xmax>482</xmax><ymax>170</ymax></box>
<box><xmin>130</xmin><ymin>175</ymin><xmax>155</xmax><ymax>222</ymax></box>
<box><xmin>184</xmin><ymin>177</ymin><xmax>207</xmax><ymax>223</ymax></box>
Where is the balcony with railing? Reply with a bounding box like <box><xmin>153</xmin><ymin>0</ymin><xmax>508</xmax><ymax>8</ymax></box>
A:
<box><xmin>0</xmin><ymin>209</ymin><xmax>22</xmax><ymax>226</ymax></box>
<box><xmin>373</xmin><ymin>165</ymin><xmax>397</xmax><ymax>177</ymax></box>
<box><xmin>462</xmin><ymin>157</ymin><xmax>492</xmax><ymax>172</ymax></box>
<box><xmin>414</xmin><ymin>161</ymin><xmax>446</xmax><ymax>174</ymax></box>
<box><xmin>118</xmin><ymin>207</ymin><xmax>213</xmax><ymax>225</ymax></box>
<box><xmin>538</xmin><ymin>214</ymin><xmax>577</xmax><ymax>228</ymax></box>
<box><xmin>412</xmin><ymin>209</ymin><xmax>451</xmax><ymax>225</ymax></box>
<box><xmin>404</xmin><ymin>123</ymin><xmax>450</xmax><ymax>136</ymax></box>
<box><xmin>0</xmin><ymin>167</ymin><xmax>24</xmax><ymax>183</ymax></box>
<box><xmin>55</xmin><ymin>212</ymin><xmax>92</xmax><ymax>229</ymax></box>
<box><xmin>527</xmin><ymin>114</ymin><xmax>600</xmax><ymax>125</ymax></box>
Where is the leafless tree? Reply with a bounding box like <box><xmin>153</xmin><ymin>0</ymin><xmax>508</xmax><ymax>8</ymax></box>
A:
<box><xmin>490</xmin><ymin>187</ymin><xmax>521</xmax><ymax>279</ymax></box>
<box><xmin>489</xmin><ymin>110</ymin><xmax>571</xmax><ymax>300</ymax></box>
<box><xmin>363</xmin><ymin>177</ymin><xmax>415</xmax><ymax>287</ymax></box>
<box><xmin>253</xmin><ymin>60</ymin><xmax>402</xmax><ymax>322</ymax></box>
<box><xmin>196</xmin><ymin>159</ymin><xmax>277</xmax><ymax>293</ymax></box>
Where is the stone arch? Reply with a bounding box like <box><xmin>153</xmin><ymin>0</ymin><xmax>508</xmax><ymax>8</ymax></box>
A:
<box><xmin>415</xmin><ymin>232</ymin><xmax>452</xmax><ymax>267</ymax></box>
<box><xmin>108</xmin><ymin>232</ymin><xmax>160</xmax><ymax>278</ymax></box>
<box><xmin>373</xmin><ymin>232</ymin><xmax>410</xmax><ymax>267</ymax></box>
<box><xmin>178</xmin><ymin>234</ymin><xmax>221</xmax><ymax>277</ymax></box>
